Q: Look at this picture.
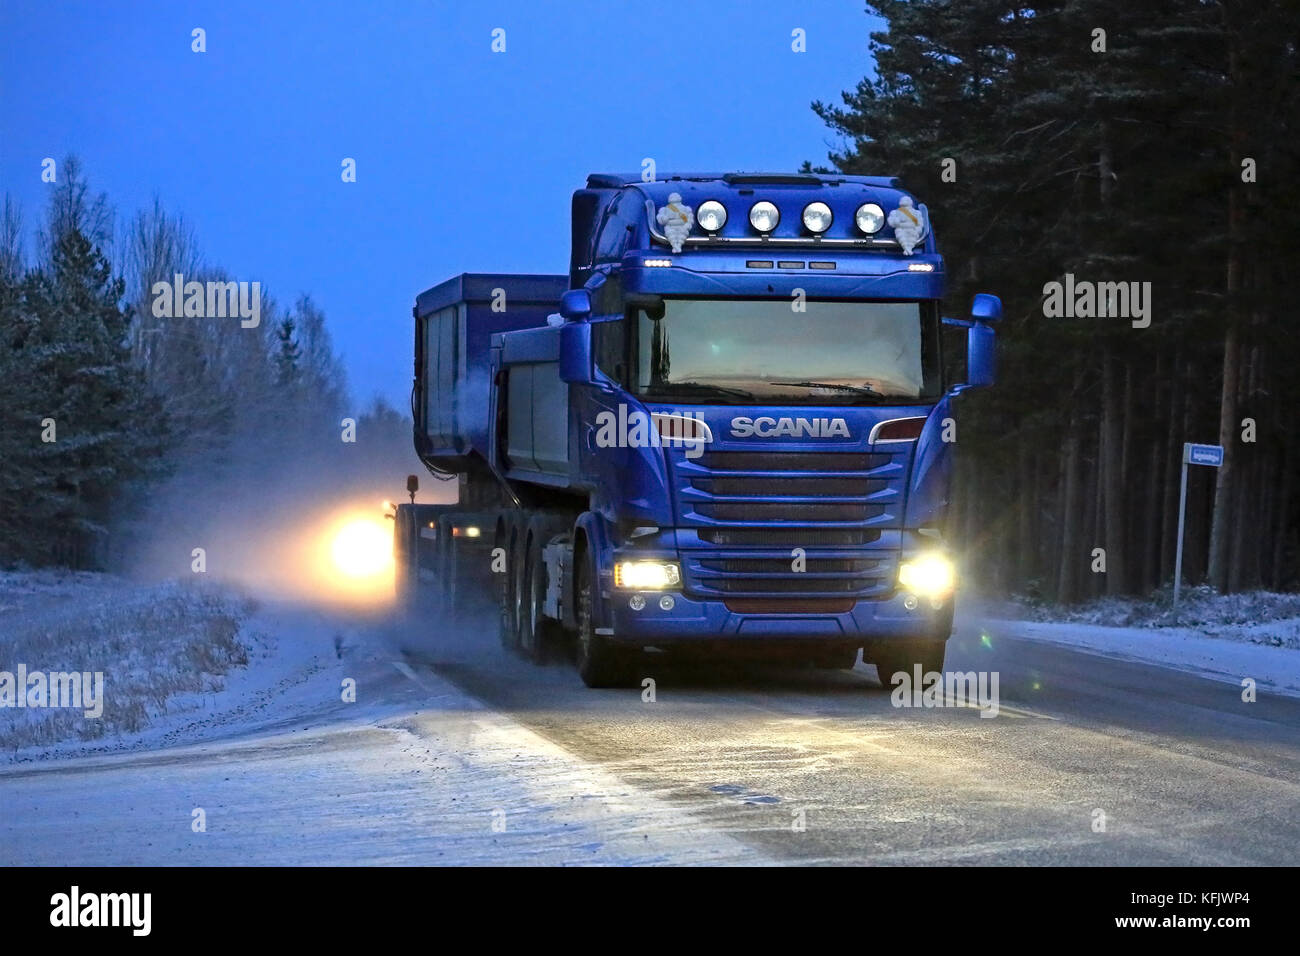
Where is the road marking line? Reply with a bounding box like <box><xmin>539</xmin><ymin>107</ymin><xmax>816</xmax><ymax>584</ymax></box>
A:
<box><xmin>393</xmin><ymin>660</ymin><xmax>434</xmax><ymax>692</ymax></box>
<box><xmin>946</xmin><ymin>696</ymin><xmax>1058</xmax><ymax>720</ymax></box>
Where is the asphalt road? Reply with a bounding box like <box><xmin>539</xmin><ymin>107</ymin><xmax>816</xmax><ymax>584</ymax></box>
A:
<box><xmin>403</xmin><ymin>606</ymin><xmax>1300</xmax><ymax>865</ymax></box>
<box><xmin>3</xmin><ymin>603</ymin><xmax>1297</xmax><ymax>865</ymax></box>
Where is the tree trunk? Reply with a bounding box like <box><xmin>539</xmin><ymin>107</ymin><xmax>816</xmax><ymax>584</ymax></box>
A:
<box><xmin>1102</xmin><ymin>348</ymin><xmax>1126</xmax><ymax>594</ymax></box>
<box><xmin>1160</xmin><ymin>343</ymin><xmax>1185</xmax><ymax>584</ymax></box>
<box><xmin>1208</xmin><ymin>42</ymin><xmax>1245</xmax><ymax>593</ymax></box>
<box><xmin>1273</xmin><ymin>441</ymin><xmax>1294</xmax><ymax>590</ymax></box>
<box><xmin>1057</xmin><ymin>422</ymin><xmax>1081</xmax><ymax>603</ymax></box>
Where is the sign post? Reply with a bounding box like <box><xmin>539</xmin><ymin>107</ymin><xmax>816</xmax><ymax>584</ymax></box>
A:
<box><xmin>1173</xmin><ymin>442</ymin><xmax>1224</xmax><ymax>606</ymax></box>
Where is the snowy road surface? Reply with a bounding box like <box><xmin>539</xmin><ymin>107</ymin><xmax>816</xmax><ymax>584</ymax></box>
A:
<box><xmin>2</xmin><ymin>597</ymin><xmax>1298</xmax><ymax>865</ymax></box>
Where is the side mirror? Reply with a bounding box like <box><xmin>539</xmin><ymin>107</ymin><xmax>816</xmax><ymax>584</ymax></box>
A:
<box><xmin>966</xmin><ymin>322</ymin><xmax>996</xmax><ymax>388</ymax></box>
<box><xmin>559</xmin><ymin>289</ymin><xmax>592</xmax><ymax>322</ymax></box>
<box><xmin>971</xmin><ymin>293</ymin><xmax>1002</xmax><ymax>322</ymax></box>
<box><xmin>559</xmin><ymin>321</ymin><xmax>594</xmax><ymax>384</ymax></box>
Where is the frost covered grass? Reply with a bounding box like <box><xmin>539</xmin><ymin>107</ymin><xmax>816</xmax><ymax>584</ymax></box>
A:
<box><xmin>1011</xmin><ymin>584</ymin><xmax>1300</xmax><ymax>649</ymax></box>
<box><xmin>0</xmin><ymin>570</ymin><xmax>256</xmax><ymax>753</ymax></box>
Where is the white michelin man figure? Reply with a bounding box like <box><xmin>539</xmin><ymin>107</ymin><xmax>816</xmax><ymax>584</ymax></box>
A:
<box><xmin>657</xmin><ymin>192</ymin><xmax>694</xmax><ymax>253</ymax></box>
<box><xmin>887</xmin><ymin>196</ymin><xmax>926</xmax><ymax>255</ymax></box>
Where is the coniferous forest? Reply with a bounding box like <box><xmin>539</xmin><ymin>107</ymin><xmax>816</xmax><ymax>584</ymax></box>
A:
<box><xmin>0</xmin><ymin>160</ymin><xmax>407</xmax><ymax>570</ymax></box>
<box><xmin>813</xmin><ymin>0</ymin><xmax>1300</xmax><ymax>599</ymax></box>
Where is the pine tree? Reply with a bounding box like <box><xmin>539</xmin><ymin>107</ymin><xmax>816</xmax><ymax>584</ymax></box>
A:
<box><xmin>0</xmin><ymin>162</ymin><xmax>169</xmax><ymax>566</ymax></box>
<box><xmin>275</xmin><ymin>316</ymin><xmax>301</xmax><ymax>388</ymax></box>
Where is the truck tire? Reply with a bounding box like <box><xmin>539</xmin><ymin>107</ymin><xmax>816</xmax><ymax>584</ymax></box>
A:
<box><xmin>574</xmin><ymin>554</ymin><xmax>632</xmax><ymax>688</ymax></box>
<box><xmin>519</xmin><ymin>531</ymin><xmax>561</xmax><ymax>662</ymax></box>
<box><xmin>393</xmin><ymin>509</ymin><xmax>418</xmax><ymax>617</ymax></box>
<box><xmin>873</xmin><ymin>640</ymin><xmax>947</xmax><ymax>687</ymax></box>
<box><xmin>497</xmin><ymin>523</ymin><xmax>521</xmax><ymax>651</ymax></box>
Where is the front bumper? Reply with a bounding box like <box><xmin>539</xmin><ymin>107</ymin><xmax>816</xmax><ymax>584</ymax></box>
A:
<box><xmin>605</xmin><ymin>584</ymin><xmax>952</xmax><ymax>646</ymax></box>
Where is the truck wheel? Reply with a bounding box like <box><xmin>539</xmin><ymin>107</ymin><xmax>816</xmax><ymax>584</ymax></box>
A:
<box><xmin>496</xmin><ymin>525</ymin><xmax>520</xmax><ymax>651</ymax></box>
<box><xmin>574</xmin><ymin>555</ymin><xmax>632</xmax><ymax>688</ymax></box>
<box><xmin>518</xmin><ymin>533</ymin><xmax>560</xmax><ymax>663</ymax></box>
<box><xmin>393</xmin><ymin>509</ymin><xmax>418</xmax><ymax>617</ymax></box>
<box><xmin>873</xmin><ymin>640</ymin><xmax>947</xmax><ymax>687</ymax></box>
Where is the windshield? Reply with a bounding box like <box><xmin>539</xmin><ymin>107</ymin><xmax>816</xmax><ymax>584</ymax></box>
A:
<box><xmin>634</xmin><ymin>298</ymin><xmax>941</xmax><ymax>404</ymax></box>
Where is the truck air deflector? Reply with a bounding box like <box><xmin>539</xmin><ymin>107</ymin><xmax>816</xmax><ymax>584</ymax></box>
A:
<box><xmin>621</xmin><ymin>266</ymin><xmax>944</xmax><ymax>299</ymax></box>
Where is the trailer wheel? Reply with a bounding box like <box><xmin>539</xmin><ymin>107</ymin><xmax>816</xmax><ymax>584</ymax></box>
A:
<box><xmin>496</xmin><ymin>524</ymin><xmax>520</xmax><ymax>651</ymax></box>
<box><xmin>574</xmin><ymin>555</ymin><xmax>632</xmax><ymax>688</ymax></box>
<box><xmin>873</xmin><ymin>640</ymin><xmax>947</xmax><ymax>687</ymax></box>
<box><xmin>393</xmin><ymin>508</ymin><xmax>418</xmax><ymax>618</ymax></box>
<box><xmin>518</xmin><ymin>533</ymin><xmax>561</xmax><ymax>662</ymax></box>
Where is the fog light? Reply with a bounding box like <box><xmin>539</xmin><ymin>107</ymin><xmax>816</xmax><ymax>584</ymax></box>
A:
<box><xmin>629</xmin><ymin>595</ymin><xmax>646</xmax><ymax>611</ymax></box>
<box><xmin>697</xmin><ymin>200</ymin><xmax>727</xmax><ymax>232</ymax></box>
<box><xmin>898</xmin><ymin>553</ymin><xmax>956</xmax><ymax>599</ymax></box>
<box><xmin>855</xmin><ymin>202</ymin><xmax>885</xmax><ymax>234</ymax></box>
<box><xmin>903</xmin><ymin>595</ymin><xmax>919</xmax><ymax>611</ymax></box>
<box><xmin>749</xmin><ymin>201</ymin><xmax>780</xmax><ymax>233</ymax></box>
<box><xmin>802</xmin><ymin>201</ymin><xmax>833</xmax><ymax>233</ymax></box>
<box><xmin>615</xmin><ymin>560</ymin><xmax>681</xmax><ymax>590</ymax></box>
<box><xmin>659</xmin><ymin>595</ymin><xmax>675</xmax><ymax>611</ymax></box>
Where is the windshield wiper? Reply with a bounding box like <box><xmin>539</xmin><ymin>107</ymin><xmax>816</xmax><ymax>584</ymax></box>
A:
<box><xmin>769</xmin><ymin>381</ymin><xmax>883</xmax><ymax>396</ymax></box>
<box><xmin>645</xmin><ymin>381</ymin><xmax>755</xmax><ymax>400</ymax></box>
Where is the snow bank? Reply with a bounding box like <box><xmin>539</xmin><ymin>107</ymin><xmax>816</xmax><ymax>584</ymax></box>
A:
<box><xmin>985</xmin><ymin>586</ymin><xmax>1300</xmax><ymax>697</ymax></box>
<box><xmin>0</xmin><ymin>571</ymin><xmax>257</xmax><ymax>760</ymax></box>
<box><xmin>1011</xmin><ymin>584</ymin><xmax>1300</xmax><ymax>646</ymax></box>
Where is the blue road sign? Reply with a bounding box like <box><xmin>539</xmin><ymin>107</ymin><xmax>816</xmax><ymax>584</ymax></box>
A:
<box><xmin>1184</xmin><ymin>443</ymin><xmax>1224</xmax><ymax>467</ymax></box>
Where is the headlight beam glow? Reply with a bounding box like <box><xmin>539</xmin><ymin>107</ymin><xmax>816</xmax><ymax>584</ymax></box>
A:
<box><xmin>897</xmin><ymin>553</ymin><xmax>956</xmax><ymax>599</ymax></box>
<box><xmin>330</xmin><ymin>518</ymin><xmax>393</xmax><ymax>579</ymax></box>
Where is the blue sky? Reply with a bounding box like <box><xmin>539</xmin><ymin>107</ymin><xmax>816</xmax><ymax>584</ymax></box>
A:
<box><xmin>0</xmin><ymin>0</ymin><xmax>881</xmax><ymax>410</ymax></box>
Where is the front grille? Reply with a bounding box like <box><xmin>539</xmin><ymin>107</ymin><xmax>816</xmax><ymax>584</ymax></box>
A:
<box><xmin>679</xmin><ymin>447</ymin><xmax>899</xmax><ymax>601</ymax></box>
<box><xmin>700</xmin><ymin>451</ymin><xmax>891</xmax><ymax>472</ymax></box>
<box><xmin>690</xmin><ymin>553</ymin><xmax>888</xmax><ymax>597</ymax></box>
<box><xmin>694</xmin><ymin>476</ymin><xmax>886</xmax><ymax>496</ymax></box>
<box><xmin>696</xmin><ymin>502</ymin><xmax>884</xmax><ymax>522</ymax></box>
<box><xmin>698</xmin><ymin>528</ymin><xmax>881</xmax><ymax>546</ymax></box>
<box><xmin>724</xmin><ymin>598</ymin><xmax>857</xmax><ymax>615</ymax></box>
<box><xmin>710</xmin><ymin>578</ymin><xmax>869</xmax><ymax>593</ymax></box>
<box><xmin>700</xmin><ymin>557</ymin><xmax>882</xmax><ymax>573</ymax></box>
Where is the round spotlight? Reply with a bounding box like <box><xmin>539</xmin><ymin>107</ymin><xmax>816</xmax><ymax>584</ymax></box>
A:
<box><xmin>697</xmin><ymin>200</ymin><xmax>727</xmax><ymax>232</ymax></box>
<box><xmin>855</xmin><ymin>202</ymin><xmax>885</xmax><ymax>234</ymax></box>
<box><xmin>802</xmin><ymin>201</ymin><xmax>833</xmax><ymax>233</ymax></box>
<box><xmin>748</xmin><ymin>201</ymin><xmax>780</xmax><ymax>233</ymax></box>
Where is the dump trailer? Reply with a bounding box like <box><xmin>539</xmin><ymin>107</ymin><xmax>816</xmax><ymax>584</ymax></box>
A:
<box><xmin>394</xmin><ymin>172</ymin><xmax>1001</xmax><ymax>687</ymax></box>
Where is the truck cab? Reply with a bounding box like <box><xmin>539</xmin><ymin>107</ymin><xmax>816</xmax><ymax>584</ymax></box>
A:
<box><xmin>398</xmin><ymin>172</ymin><xmax>1000</xmax><ymax>687</ymax></box>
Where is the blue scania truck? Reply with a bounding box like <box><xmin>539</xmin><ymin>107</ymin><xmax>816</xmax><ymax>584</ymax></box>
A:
<box><xmin>394</xmin><ymin>172</ymin><xmax>1000</xmax><ymax>687</ymax></box>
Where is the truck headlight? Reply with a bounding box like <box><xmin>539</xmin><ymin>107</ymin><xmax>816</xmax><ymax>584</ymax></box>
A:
<box><xmin>615</xmin><ymin>560</ymin><xmax>681</xmax><ymax>590</ymax></box>
<box><xmin>897</xmin><ymin>553</ymin><xmax>955</xmax><ymax>598</ymax></box>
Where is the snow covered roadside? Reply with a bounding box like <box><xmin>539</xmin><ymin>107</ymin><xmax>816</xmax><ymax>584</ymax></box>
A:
<box><xmin>0</xmin><ymin>662</ymin><xmax>764</xmax><ymax>865</ymax></box>
<box><xmin>1</xmin><ymin>570</ymin><xmax>251</xmax><ymax>759</ymax></box>
<box><xmin>975</xmin><ymin>588</ymin><xmax>1300</xmax><ymax>698</ymax></box>
<box><xmin>0</xmin><ymin>571</ymin><xmax>762</xmax><ymax>863</ymax></box>
<box><xmin>0</xmin><ymin>570</ymin><xmax>381</xmax><ymax>764</ymax></box>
